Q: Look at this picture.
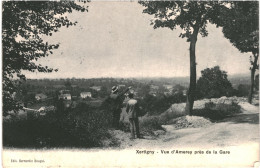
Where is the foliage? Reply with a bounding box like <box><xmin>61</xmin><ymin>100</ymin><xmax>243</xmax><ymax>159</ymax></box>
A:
<box><xmin>158</xmin><ymin>110</ymin><xmax>184</xmax><ymax>125</ymax></box>
<box><xmin>139</xmin><ymin>116</ymin><xmax>164</xmax><ymax>136</ymax></box>
<box><xmin>137</xmin><ymin>84</ymin><xmax>150</xmax><ymax>98</ymax></box>
<box><xmin>139</xmin><ymin>93</ymin><xmax>186</xmax><ymax>116</ymax></box>
<box><xmin>2</xmin><ymin>1</ymin><xmax>88</xmax><ymax>116</ymax></box>
<box><xmin>64</xmin><ymin>80</ymin><xmax>72</xmax><ymax>90</ymax></box>
<box><xmin>3</xmin><ymin>102</ymin><xmax>115</xmax><ymax>148</ymax></box>
<box><xmin>139</xmin><ymin>1</ymin><xmax>226</xmax><ymax>41</ymax></box>
<box><xmin>193</xmin><ymin>102</ymin><xmax>241</xmax><ymax>121</ymax></box>
<box><xmin>99</xmin><ymin>86</ymin><xmax>109</xmax><ymax>98</ymax></box>
<box><xmin>139</xmin><ymin>1</ymin><xmax>228</xmax><ymax>115</ymax></box>
<box><xmin>138</xmin><ymin>107</ymin><xmax>185</xmax><ymax>136</ymax></box>
<box><xmin>219</xmin><ymin>1</ymin><xmax>259</xmax><ymax>55</ymax></box>
<box><xmin>236</xmin><ymin>84</ymin><xmax>250</xmax><ymax>97</ymax></box>
<box><xmin>196</xmin><ymin>66</ymin><xmax>234</xmax><ymax>99</ymax></box>
<box><xmin>218</xmin><ymin>1</ymin><xmax>259</xmax><ymax>103</ymax></box>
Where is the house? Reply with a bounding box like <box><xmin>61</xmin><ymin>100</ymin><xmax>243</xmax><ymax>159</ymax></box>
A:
<box><xmin>149</xmin><ymin>91</ymin><xmax>157</xmax><ymax>97</ymax></box>
<box><xmin>163</xmin><ymin>85</ymin><xmax>174</xmax><ymax>91</ymax></box>
<box><xmin>80</xmin><ymin>92</ymin><xmax>92</xmax><ymax>99</ymax></box>
<box><xmin>58</xmin><ymin>90</ymin><xmax>72</xmax><ymax>100</ymax></box>
<box><xmin>90</xmin><ymin>86</ymin><xmax>101</xmax><ymax>91</ymax></box>
<box><xmin>59</xmin><ymin>93</ymin><xmax>72</xmax><ymax>100</ymax></box>
<box><xmin>118</xmin><ymin>84</ymin><xmax>126</xmax><ymax>88</ymax></box>
<box><xmin>164</xmin><ymin>91</ymin><xmax>172</xmax><ymax>96</ymax></box>
<box><xmin>35</xmin><ymin>93</ymin><xmax>47</xmax><ymax>101</ymax></box>
<box><xmin>150</xmin><ymin>85</ymin><xmax>159</xmax><ymax>90</ymax></box>
<box><xmin>71</xmin><ymin>85</ymin><xmax>78</xmax><ymax>88</ymax></box>
<box><xmin>182</xmin><ymin>90</ymin><xmax>187</xmax><ymax>96</ymax></box>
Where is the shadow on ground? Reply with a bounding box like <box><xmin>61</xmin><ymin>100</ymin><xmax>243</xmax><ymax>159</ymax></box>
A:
<box><xmin>217</xmin><ymin>113</ymin><xmax>259</xmax><ymax>124</ymax></box>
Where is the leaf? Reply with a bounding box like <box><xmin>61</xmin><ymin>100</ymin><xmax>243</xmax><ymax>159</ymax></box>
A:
<box><xmin>2</xmin><ymin>1</ymin><xmax>88</xmax><ymax>114</ymax></box>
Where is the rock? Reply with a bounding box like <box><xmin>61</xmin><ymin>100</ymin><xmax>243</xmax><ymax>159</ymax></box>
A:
<box><xmin>164</xmin><ymin>96</ymin><xmax>253</xmax><ymax>119</ymax></box>
<box><xmin>162</xmin><ymin>115</ymin><xmax>211</xmax><ymax>132</ymax></box>
<box><xmin>223</xmin><ymin>99</ymin><xmax>233</xmax><ymax>105</ymax></box>
<box><xmin>172</xmin><ymin>116</ymin><xmax>212</xmax><ymax>129</ymax></box>
<box><xmin>193</xmin><ymin>99</ymin><xmax>211</xmax><ymax>109</ymax></box>
<box><xmin>167</xmin><ymin>103</ymin><xmax>186</xmax><ymax>114</ymax></box>
<box><xmin>161</xmin><ymin>125</ymin><xmax>175</xmax><ymax>133</ymax></box>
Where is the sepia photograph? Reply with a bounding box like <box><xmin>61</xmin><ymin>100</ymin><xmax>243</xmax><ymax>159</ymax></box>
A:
<box><xmin>2</xmin><ymin>0</ymin><xmax>259</xmax><ymax>167</ymax></box>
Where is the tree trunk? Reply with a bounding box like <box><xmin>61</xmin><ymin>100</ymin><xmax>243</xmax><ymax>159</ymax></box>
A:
<box><xmin>248</xmin><ymin>53</ymin><xmax>259</xmax><ymax>104</ymax></box>
<box><xmin>248</xmin><ymin>69</ymin><xmax>255</xmax><ymax>104</ymax></box>
<box><xmin>185</xmin><ymin>30</ymin><xmax>199</xmax><ymax>115</ymax></box>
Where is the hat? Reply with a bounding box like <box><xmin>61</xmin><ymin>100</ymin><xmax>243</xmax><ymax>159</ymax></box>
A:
<box><xmin>111</xmin><ymin>86</ymin><xmax>119</xmax><ymax>93</ymax></box>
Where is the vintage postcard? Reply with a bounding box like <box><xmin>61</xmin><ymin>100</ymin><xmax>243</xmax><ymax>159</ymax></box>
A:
<box><xmin>2</xmin><ymin>1</ymin><xmax>259</xmax><ymax>167</ymax></box>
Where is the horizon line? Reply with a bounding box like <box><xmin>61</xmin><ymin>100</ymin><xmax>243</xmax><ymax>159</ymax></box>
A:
<box><xmin>24</xmin><ymin>73</ymin><xmax>250</xmax><ymax>80</ymax></box>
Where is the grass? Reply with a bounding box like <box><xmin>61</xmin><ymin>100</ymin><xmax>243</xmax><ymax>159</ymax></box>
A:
<box><xmin>3</xmin><ymin>102</ymin><xmax>115</xmax><ymax>148</ymax></box>
<box><xmin>138</xmin><ymin>109</ymin><xmax>184</xmax><ymax>136</ymax></box>
<box><xmin>3</xmin><ymin>99</ymin><xmax>243</xmax><ymax>148</ymax></box>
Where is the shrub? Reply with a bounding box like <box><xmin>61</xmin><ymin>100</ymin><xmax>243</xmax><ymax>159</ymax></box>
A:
<box><xmin>3</xmin><ymin>102</ymin><xmax>115</xmax><ymax>148</ymax></box>
<box><xmin>196</xmin><ymin>66</ymin><xmax>234</xmax><ymax>99</ymax></box>
<box><xmin>139</xmin><ymin>116</ymin><xmax>164</xmax><ymax>136</ymax></box>
<box><xmin>236</xmin><ymin>84</ymin><xmax>250</xmax><ymax>97</ymax></box>
<box><xmin>193</xmin><ymin>102</ymin><xmax>241</xmax><ymax>121</ymax></box>
<box><xmin>158</xmin><ymin>111</ymin><xmax>184</xmax><ymax>125</ymax></box>
<box><xmin>139</xmin><ymin>109</ymin><xmax>184</xmax><ymax>136</ymax></box>
<box><xmin>139</xmin><ymin>93</ymin><xmax>186</xmax><ymax>116</ymax></box>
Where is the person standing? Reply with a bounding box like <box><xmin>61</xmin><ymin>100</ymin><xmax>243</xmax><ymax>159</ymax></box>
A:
<box><xmin>126</xmin><ymin>92</ymin><xmax>140</xmax><ymax>139</ymax></box>
<box><xmin>109</xmin><ymin>85</ymin><xmax>131</xmax><ymax>129</ymax></box>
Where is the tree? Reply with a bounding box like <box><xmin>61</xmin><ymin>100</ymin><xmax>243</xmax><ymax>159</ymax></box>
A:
<box><xmin>64</xmin><ymin>80</ymin><xmax>72</xmax><ymax>90</ymax></box>
<box><xmin>196</xmin><ymin>66</ymin><xmax>233</xmax><ymax>99</ymax></box>
<box><xmin>2</xmin><ymin>1</ymin><xmax>88</xmax><ymax>116</ymax></box>
<box><xmin>219</xmin><ymin>1</ymin><xmax>259</xmax><ymax>104</ymax></box>
<box><xmin>236</xmin><ymin>84</ymin><xmax>250</xmax><ymax>97</ymax></box>
<box><xmin>139</xmin><ymin>1</ymin><xmax>227</xmax><ymax>115</ymax></box>
<box><xmin>99</xmin><ymin>86</ymin><xmax>109</xmax><ymax>98</ymax></box>
<box><xmin>255</xmin><ymin>74</ymin><xmax>259</xmax><ymax>91</ymax></box>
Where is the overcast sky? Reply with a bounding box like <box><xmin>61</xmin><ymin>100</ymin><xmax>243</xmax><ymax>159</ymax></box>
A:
<box><xmin>24</xmin><ymin>2</ymin><xmax>251</xmax><ymax>79</ymax></box>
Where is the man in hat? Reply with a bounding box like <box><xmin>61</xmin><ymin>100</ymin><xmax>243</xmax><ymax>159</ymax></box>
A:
<box><xmin>110</xmin><ymin>85</ymin><xmax>131</xmax><ymax>129</ymax></box>
<box><xmin>126</xmin><ymin>92</ymin><xmax>140</xmax><ymax>139</ymax></box>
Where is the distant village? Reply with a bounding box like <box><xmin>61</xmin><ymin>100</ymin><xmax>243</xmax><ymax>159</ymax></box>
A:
<box><xmin>11</xmin><ymin>75</ymin><xmax>250</xmax><ymax>118</ymax></box>
<box><xmin>33</xmin><ymin>84</ymin><xmax>186</xmax><ymax>102</ymax></box>
<box><xmin>10</xmin><ymin>77</ymin><xmax>190</xmax><ymax>117</ymax></box>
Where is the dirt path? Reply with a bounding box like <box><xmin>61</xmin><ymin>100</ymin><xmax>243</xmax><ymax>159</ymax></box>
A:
<box><xmin>117</xmin><ymin>103</ymin><xmax>259</xmax><ymax>150</ymax></box>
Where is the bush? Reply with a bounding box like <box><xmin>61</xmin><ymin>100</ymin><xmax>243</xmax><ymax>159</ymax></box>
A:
<box><xmin>139</xmin><ymin>116</ymin><xmax>164</xmax><ymax>136</ymax></box>
<box><xmin>3</xmin><ymin>102</ymin><xmax>115</xmax><ymax>148</ymax></box>
<box><xmin>236</xmin><ymin>84</ymin><xmax>250</xmax><ymax>97</ymax></box>
<box><xmin>158</xmin><ymin>111</ymin><xmax>184</xmax><ymax>125</ymax></box>
<box><xmin>196</xmin><ymin>66</ymin><xmax>234</xmax><ymax>99</ymax></box>
<box><xmin>193</xmin><ymin>102</ymin><xmax>241</xmax><ymax>121</ymax></box>
<box><xmin>139</xmin><ymin>109</ymin><xmax>184</xmax><ymax>136</ymax></box>
<box><xmin>139</xmin><ymin>93</ymin><xmax>186</xmax><ymax>116</ymax></box>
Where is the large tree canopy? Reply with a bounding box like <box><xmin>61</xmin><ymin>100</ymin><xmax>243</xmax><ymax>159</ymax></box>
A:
<box><xmin>220</xmin><ymin>1</ymin><xmax>258</xmax><ymax>54</ymax></box>
<box><xmin>196</xmin><ymin>66</ymin><xmax>233</xmax><ymax>99</ymax></box>
<box><xmin>2</xmin><ymin>1</ymin><xmax>88</xmax><ymax>115</ymax></box>
<box><xmin>219</xmin><ymin>1</ymin><xmax>259</xmax><ymax>103</ymax></box>
<box><xmin>139</xmin><ymin>1</ymin><xmax>224</xmax><ymax>41</ymax></box>
<box><xmin>139</xmin><ymin>1</ymin><xmax>228</xmax><ymax>115</ymax></box>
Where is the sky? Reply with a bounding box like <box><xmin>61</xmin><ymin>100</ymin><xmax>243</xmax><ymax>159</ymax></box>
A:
<box><xmin>24</xmin><ymin>2</ymin><xmax>251</xmax><ymax>79</ymax></box>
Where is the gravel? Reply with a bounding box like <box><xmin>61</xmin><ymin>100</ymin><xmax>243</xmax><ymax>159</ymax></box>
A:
<box><xmin>169</xmin><ymin>115</ymin><xmax>212</xmax><ymax>129</ymax></box>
